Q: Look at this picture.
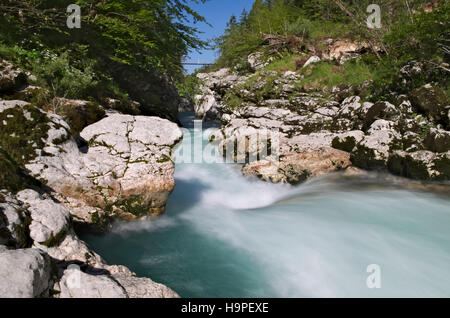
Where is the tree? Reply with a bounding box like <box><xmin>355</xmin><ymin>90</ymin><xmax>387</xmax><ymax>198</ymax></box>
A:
<box><xmin>0</xmin><ymin>0</ymin><xmax>209</xmax><ymax>76</ymax></box>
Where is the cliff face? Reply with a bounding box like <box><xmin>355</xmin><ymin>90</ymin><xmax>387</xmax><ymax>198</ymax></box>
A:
<box><xmin>0</xmin><ymin>60</ymin><xmax>181</xmax><ymax>298</ymax></box>
<box><xmin>194</xmin><ymin>43</ymin><xmax>450</xmax><ymax>183</ymax></box>
<box><xmin>112</xmin><ymin>64</ymin><xmax>181</xmax><ymax>122</ymax></box>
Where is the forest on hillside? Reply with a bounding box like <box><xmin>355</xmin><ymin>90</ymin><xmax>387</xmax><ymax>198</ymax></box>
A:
<box><xmin>195</xmin><ymin>0</ymin><xmax>448</xmax><ymax>100</ymax></box>
<box><xmin>0</xmin><ymin>0</ymin><xmax>207</xmax><ymax>106</ymax></box>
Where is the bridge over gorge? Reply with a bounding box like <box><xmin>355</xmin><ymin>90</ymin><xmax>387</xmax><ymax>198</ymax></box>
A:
<box><xmin>182</xmin><ymin>62</ymin><xmax>214</xmax><ymax>66</ymax></box>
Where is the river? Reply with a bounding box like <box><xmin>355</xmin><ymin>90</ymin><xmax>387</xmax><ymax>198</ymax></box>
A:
<box><xmin>82</xmin><ymin>113</ymin><xmax>450</xmax><ymax>298</ymax></box>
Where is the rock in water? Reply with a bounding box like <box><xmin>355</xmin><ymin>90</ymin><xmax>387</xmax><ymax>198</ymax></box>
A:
<box><xmin>0</xmin><ymin>102</ymin><xmax>183</xmax><ymax>225</ymax></box>
<box><xmin>79</xmin><ymin>114</ymin><xmax>183</xmax><ymax>219</ymax></box>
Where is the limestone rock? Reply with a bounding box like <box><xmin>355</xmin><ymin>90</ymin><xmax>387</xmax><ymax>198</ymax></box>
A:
<box><xmin>195</xmin><ymin>69</ymin><xmax>248</xmax><ymax>121</ymax></box>
<box><xmin>0</xmin><ymin>192</ymin><xmax>30</xmax><ymax>248</ymax></box>
<box><xmin>178</xmin><ymin>97</ymin><xmax>195</xmax><ymax>112</ymax></box>
<box><xmin>8</xmin><ymin>85</ymin><xmax>49</xmax><ymax>103</ymax></box>
<box><xmin>332</xmin><ymin>130</ymin><xmax>365</xmax><ymax>152</ymax></box>
<box><xmin>248</xmin><ymin>52</ymin><xmax>268</xmax><ymax>71</ymax></box>
<box><xmin>78</xmin><ymin>115</ymin><xmax>183</xmax><ymax>219</ymax></box>
<box><xmin>52</xmin><ymin>98</ymin><xmax>106</xmax><ymax>136</ymax></box>
<box><xmin>58</xmin><ymin>266</ymin><xmax>127</xmax><ymax>298</ymax></box>
<box><xmin>423</xmin><ymin>128</ymin><xmax>450</xmax><ymax>153</ymax></box>
<box><xmin>0</xmin><ymin>103</ymin><xmax>182</xmax><ymax>224</ymax></box>
<box><xmin>109</xmin><ymin>265</ymin><xmax>180</xmax><ymax>298</ymax></box>
<box><xmin>0</xmin><ymin>60</ymin><xmax>27</xmax><ymax>93</ymax></box>
<box><xmin>388</xmin><ymin>150</ymin><xmax>450</xmax><ymax>181</ymax></box>
<box><xmin>16</xmin><ymin>189</ymin><xmax>70</xmax><ymax>247</ymax></box>
<box><xmin>362</xmin><ymin>101</ymin><xmax>400</xmax><ymax>129</ymax></box>
<box><xmin>338</xmin><ymin>96</ymin><xmax>363</xmax><ymax>119</ymax></box>
<box><xmin>195</xmin><ymin>93</ymin><xmax>218</xmax><ymax>119</ymax></box>
<box><xmin>102</xmin><ymin>98</ymin><xmax>141</xmax><ymax>115</ymax></box>
<box><xmin>323</xmin><ymin>40</ymin><xmax>373</xmax><ymax>64</ymax></box>
<box><xmin>242</xmin><ymin>147</ymin><xmax>351</xmax><ymax>184</ymax></box>
<box><xmin>351</xmin><ymin>120</ymin><xmax>402</xmax><ymax>170</ymax></box>
<box><xmin>0</xmin><ymin>248</ymin><xmax>52</xmax><ymax>298</ymax></box>
<box><xmin>410</xmin><ymin>84</ymin><xmax>449</xmax><ymax>126</ymax></box>
<box><xmin>303</xmin><ymin>56</ymin><xmax>321</xmax><ymax>68</ymax></box>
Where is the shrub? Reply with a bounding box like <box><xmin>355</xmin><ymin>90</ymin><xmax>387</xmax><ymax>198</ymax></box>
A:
<box><xmin>286</xmin><ymin>17</ymin><xmax>314</xmax><ymax>39</ymax></box>
<box><xmin>31</xmin><ymin>52</ymin><xmax>98</xmax><ymax>99</ymax></box>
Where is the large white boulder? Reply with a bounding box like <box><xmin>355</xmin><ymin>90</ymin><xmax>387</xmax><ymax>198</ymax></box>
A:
<box><xmin>0</xmin><ymin>102</ymin><xmax>183</xmax><ymax>223</ymax></box>
<box><xmin>0</xmin><ymin>248</ymin><xmax>52</xmax><ymax>298</ymax></box>
<box><xmin>58</xmin><ymin>266</ymin><xmax>127</xmax><ymax>298</ymax></box>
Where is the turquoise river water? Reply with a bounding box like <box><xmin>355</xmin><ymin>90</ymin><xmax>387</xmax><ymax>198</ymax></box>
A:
<box><xmin>82</xmin><ymin>113</ymin><xmax>450</xmax><ymax>298</ymax></box>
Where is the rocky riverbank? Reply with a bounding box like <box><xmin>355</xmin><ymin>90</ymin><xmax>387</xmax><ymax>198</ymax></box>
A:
<box><xmin>194</xmin><ymin>48</ymin><xmax>449</xmax><ymax>184</ymax></box>
<box><xmin>0</xmin><ymin>60</ymin><xmax>181</xmax><ymax>298</ymax></box>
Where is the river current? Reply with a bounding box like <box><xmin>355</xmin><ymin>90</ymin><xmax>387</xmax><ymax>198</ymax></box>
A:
<box><xmin>82</xmin><ymin>113</ymin><xmax>450</xmax><ymax>297</ymax></box>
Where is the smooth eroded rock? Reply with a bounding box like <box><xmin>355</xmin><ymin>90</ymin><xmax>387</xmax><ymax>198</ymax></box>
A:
<box><xmin>0</xmin><ymin>248</ymin><xmax>52</xmax><ymax>298</ymax></box>
<box><xmin>59</xmin><ymin>266</ymin><xmax>127</xmax><ymax>298</ymax></box>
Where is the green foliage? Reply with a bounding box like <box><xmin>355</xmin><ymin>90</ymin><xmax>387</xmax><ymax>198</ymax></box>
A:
<box><xmin>176</xmin><ymin>74</ymin><xmax>203</xmax><ymax>98</ymax></box>
<box><xmin>0</xmin><ymin>0</ymin><xmax>209</xmax><ymax>110</ymax></box>
<box><xmin>262</xmin><ymin>54</ymin><xmax>300</xmax><ymax>72</ymax></box>
<box><xmin>0</xmin><ymin>148</ymin><xmax>38</xmax><ymax>192</ymax></box>
<box><xmin>213</xmin><ymin>0</ymin><xmax>362</xmax><ymax>69</ymax></box>
<box><xmin>298</xmin><ymin>60</ymin><xmax>374</xmax><ymax>92</ymax></box>
<box><xmin>212</xmin><ymin>0</ymin><xmax>448</xmax><ymax>104</ymax></box>
<box><xmin>0</xmin><ymin>0</ymin><xmax>208</xmax><ymax>76</ymax></box>
<box><xmin>285</xmin><ymin>17</ymin><xmax>315</xmax><ymax>38</ymax></box>
<box><xmin>370</xmin><ymin>2</ymin><xmax>450</xmax><ymax>98</ymax></box>
<box><xmin>224</xmin><ymin>94</ymin><xmax>244</xmax><ymax>110</ymax></box>
<box><xmin>0</xmin><ymin>104</ymin><xmax>53</xmax><ymax>166</ymax></box>
<box><xmin>31</xmin><ymin>52</ymin><xmax>98</xmax><ymax>99</ymax></box>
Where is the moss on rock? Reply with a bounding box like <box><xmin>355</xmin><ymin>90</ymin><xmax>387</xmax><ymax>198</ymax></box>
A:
<box><xmin>0</xmin><ymin>148</ymin><xmax>38</xmax><ymax>192</ymax></box>
<box><xmin>350</xmin><ymin>146</ymin><xmax>386</xmax><ymax>170</ymax></box>
<box><xmin>433</xmin><ymin>155</ymin><xmax>450</xmax><ymax>181</ymax></box>
<box><xmin>410</xmin><ymin>84</ymin><xmax>449</xmax><ymax>126</ymax></box>
<box><xmin>55</xmin><ymin>101</ymin><xmax>105</xmax><ymax>136</ymax></box>
<box><xmin>40</xmin><ymin>229</ymin><xmax>67</xmax><ymax>248</ymax></box>
<box><xmin>332</xmin><ymin>136</ymin><xmax>357</xmax><ymax>153</ymax></box>
<box><xmin>0</xmin><ymin>104</ymin><xmax>51</xmax><ymax>166</ymax></box>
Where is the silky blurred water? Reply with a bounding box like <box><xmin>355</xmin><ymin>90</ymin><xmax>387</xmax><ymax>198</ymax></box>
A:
<box><xmin>81</xmin><ymin>113</ymin><xmax>450</xmax><ymax>298</ymax></box>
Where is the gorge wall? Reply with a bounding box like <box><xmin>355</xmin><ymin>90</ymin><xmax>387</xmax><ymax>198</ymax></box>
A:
<box><xmin>193</xmin><ymin>43</ymin><xmax>450</xmax><ymax>184</ymax></box>
<box><xmin>0</xmin><ymin>60</ymin><xmax>182</xmax><ymax>298</ymax></box>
